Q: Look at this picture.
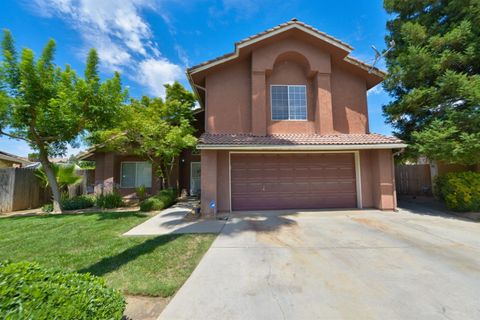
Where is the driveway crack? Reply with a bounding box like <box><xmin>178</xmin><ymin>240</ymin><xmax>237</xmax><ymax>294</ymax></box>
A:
<box><xmin>266</xmin><ymin>258</ymin><xmax>286</xmax><ymax>320</ymax></box>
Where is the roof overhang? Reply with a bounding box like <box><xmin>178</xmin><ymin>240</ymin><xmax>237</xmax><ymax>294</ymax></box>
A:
<box><xmin>197</xmin><ymin>143</ymin><xmax>408</xmax><ymax>150</ymax></box>
<box><xmin>0</xmin><ymin>152</ymin><xmax>32</xmax><ymax>165</ymax></box>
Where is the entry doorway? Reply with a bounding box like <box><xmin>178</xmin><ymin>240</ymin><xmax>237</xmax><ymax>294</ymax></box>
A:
<box><xmin>190</xmin><ymin>162</ymin><xmax>201</xmax><ymax>196</ymax></box>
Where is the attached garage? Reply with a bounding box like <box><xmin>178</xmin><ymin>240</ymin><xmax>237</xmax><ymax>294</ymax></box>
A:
<box><xmin>230</xmin><ymin>152</ymin><xmax>359</xmax><ymax>211</ymax></box>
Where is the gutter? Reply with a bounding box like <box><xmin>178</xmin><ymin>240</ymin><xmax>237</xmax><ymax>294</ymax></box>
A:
<box><xmin>197</xmin><ymin>143</ymin><xmax>408</xmax><ymax>151</ymax></box>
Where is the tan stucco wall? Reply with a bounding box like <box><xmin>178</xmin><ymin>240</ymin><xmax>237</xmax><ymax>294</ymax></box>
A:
<box><xmin>201</xmin><ymin>150</ymin><xmax>397</xmax><ymax>214</ymax></box>
<box><xmin>205</xmin><ymin>58</ymin><xmax>251</xmax><ymax>134</ymax></box>
<box><xmin>204</xmin><ymin>36</ymin><xmax>370</xmax><ymax>136</ymax></box>
<box><xmin>331</xmin><ymin>63</ymin><xmax>369</xmax><ymax>133</ymax></box>
<box><xmin>360</xmin><ymin>149</ymin><xmax>396</xmax><ymax>210</ymax></box>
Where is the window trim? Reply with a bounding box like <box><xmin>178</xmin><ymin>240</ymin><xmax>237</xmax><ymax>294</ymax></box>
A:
<box><xmin>270</xmin><ymin>84</ymin><xmax>308</xmax><ymax>121</ymax></box>
<box><xmin>120</xmin><ymin>161</ymin><xmax>152</xmax><ymax>189</ymax></box>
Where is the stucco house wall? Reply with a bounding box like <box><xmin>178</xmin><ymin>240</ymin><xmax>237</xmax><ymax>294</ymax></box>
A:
<box><xmin>191</xmin><ymin>20</ymin><xmax>403</xmax><ymax>215</ymax></box>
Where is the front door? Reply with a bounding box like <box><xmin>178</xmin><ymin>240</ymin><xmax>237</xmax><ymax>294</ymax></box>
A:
<box><xmin>190</xmin><ymin>162</ymin><xmax>201</xmax><ymax>196</ymax></box>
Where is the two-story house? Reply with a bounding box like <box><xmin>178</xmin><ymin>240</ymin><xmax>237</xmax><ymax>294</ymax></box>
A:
<box><xmin>188</xmin><ymin>19</ymin><xmax>406</xmax><ymax>215</ymax></box>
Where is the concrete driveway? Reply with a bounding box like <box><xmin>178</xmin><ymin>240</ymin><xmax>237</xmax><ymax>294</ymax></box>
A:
<box><xmin>159</xmin><ymin>207</ymin><xmax>480</xmax><ymax>320</ymax></box>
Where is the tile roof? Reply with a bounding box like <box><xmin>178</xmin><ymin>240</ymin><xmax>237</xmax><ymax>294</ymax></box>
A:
<box><xmin>187</xmin><ymin>18</ymin><xmax>353</xmax><ymax>73</ymax></box>
<box><xmin>186</xmin><ymin>18</ymin><xmax>386</xmax><ymax>77</ymax></box>
<box><xmin>199</xmin><ymin>133</ymin><xmax>404</xmax><ymax>146</ymax></box>
<box><xmin>236</xmin><ymin>18</ymin><xmax>353</xmax><ymax>50</ymax></box>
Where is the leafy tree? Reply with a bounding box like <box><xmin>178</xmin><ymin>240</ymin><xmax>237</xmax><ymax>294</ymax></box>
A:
<box><xmin>91</xmin><ymin>82</ymin><xmax>197</xmax><ymax>188</ymax></box>
<box><xmin>0</xmin><ymin>30</ymin><xmax>126</xmax><ymax>212</ymax></box>
<box><xmin>383</xmin><ymin>0</ymin><xmax>480</xmax><ymax>164</ymax></box>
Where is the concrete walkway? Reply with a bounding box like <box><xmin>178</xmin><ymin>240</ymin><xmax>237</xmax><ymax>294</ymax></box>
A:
<box><xmin>124</xmin><ymin>201</ymin><xmax>227</xmax><ymax>236</ymax></box>
<box><xmin>159</xmin><ymin>208</ymin><xmax>480</xmax><ymax>320</ymax></box>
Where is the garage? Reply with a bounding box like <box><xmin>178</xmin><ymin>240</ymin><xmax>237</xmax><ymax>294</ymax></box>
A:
<box><xmin>230</xmin><ymin>153</ymin><xmax>358</xmax><ymax>211</ymax></box>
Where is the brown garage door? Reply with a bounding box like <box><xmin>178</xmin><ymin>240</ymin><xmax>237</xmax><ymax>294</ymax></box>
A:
<box><xmin>231</xmin><ymin>153</ymin><xmax>357</xmax><ymax>211</ymax></box>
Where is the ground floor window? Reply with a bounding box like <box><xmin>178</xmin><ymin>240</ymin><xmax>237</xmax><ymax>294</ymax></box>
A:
<box><xmin>120</xmin><ymin>162</ymin><xmax>152</xmax><ymax>188</ymax></box>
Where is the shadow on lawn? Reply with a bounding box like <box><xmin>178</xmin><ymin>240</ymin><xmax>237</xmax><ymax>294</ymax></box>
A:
<box><xmin>4</xmin><ymin>210</ymin><xmax>147</xmax><ymax>221</ymax></box>
<box><xmin>78</xmin><ymin>234</ymin><xmax>182</xmax><ymax>277</ymax></box>
<box><xmin>94</xmin><ymin>211</ymin><xmax>149</xmax><ymax>220</ymax></box>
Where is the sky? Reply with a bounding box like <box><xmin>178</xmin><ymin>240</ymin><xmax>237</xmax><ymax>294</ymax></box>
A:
<box><xmin>0</xmin><ymin>0</ymin><xmax>393</xmax><ymax>157</ymax></box>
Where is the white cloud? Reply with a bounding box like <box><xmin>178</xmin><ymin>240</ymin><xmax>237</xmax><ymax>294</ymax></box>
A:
<box><xmin>137</xmin><ymin>58</ymin><xmax>183</xmax><ymax>97</ymax></box>
<box><xmin>367</xmin><ymin>84</ymin><xmax>384</xmax><ymax>96</ymax></box>
<box><xmin>30</xmin><ymin>0</ymin><xmax>184</xmax><ymax>97</ymax></box>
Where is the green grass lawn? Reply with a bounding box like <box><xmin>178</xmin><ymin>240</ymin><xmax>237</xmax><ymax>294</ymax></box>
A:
<box><xmin>0</xmin><ymin>211</ymin><xmax>215</xmax><ymax>297</ymax></box>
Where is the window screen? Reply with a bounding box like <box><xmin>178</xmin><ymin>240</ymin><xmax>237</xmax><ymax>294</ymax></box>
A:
<box><xmin>120</xmin><ymin>162</ymin><xmax>152</xmax><ymax>188</ymax></box>
<box><xmin>271</xmin><ymin>85</ymin><xmax>307</xmax><ymax>120</ymax></box>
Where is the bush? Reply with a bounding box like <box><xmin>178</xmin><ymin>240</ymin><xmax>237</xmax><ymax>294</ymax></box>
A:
<box><xmin>96</xmin><ymin>192</ymin><xmax>124</xmax><ymax>209</ymax></box>
<box><xmin>0</xmin><ymin>260</ymin><xmax>125</xmax><ymax>319</ymax></box>
<box><xmin>140</xmin><ymin>188</ymin><xmax>177</xmax><ymax>212</ymax></box>
<box><xmin>435</xmin><ymin>171</ymin><xmax>480</xmax><ymax>212</ymax></box>
<box><xmin>62</xmin><ymin>195</ymin><xmax>95</xmax><ymax>210</ymax></box>
<box><xmin>42</xmin><ymin>195</ymin><xmax>95</xmax><ymax>212</ymax></box>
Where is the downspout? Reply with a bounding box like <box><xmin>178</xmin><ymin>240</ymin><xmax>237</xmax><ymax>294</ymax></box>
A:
<box><xmin>392</xmin><ymin>148</ymin><xmax>405</xmax><ymax>212</ymax></box>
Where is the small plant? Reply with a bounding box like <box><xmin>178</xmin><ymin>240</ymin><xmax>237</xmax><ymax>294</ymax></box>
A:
<box><xmin>135</xmin><ymin>185</ymin><xmax>147</xmax><ymax>201</ymax></box>
<box><xmin>0</xmin><ymin>260</ymin><xmax>125</xmax><ymax>319</ymax></box>
<box><xmin>42</xmin><ymin>203</ymin><xmax>53</xmax><ymax>213</ymax></box>
<box><xmin>435</xmin><ymin>171</ymin><xmax>480</xmax><ymax>212</ymax></box>
<box><xmin>96</xmin><ymin>192</ymin><xmax>124</xmax><ymax>209</ymax></box>
<box><xmin>140</xmin><ymin>188</ymin><xmax>177</xmax><ymax>212</ymax></box>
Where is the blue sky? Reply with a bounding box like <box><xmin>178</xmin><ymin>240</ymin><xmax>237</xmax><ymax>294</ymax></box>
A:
<box><xmin>0</xmin><ymin>0</ymin><xmax>393</xmax><ymax>157</ymax></box>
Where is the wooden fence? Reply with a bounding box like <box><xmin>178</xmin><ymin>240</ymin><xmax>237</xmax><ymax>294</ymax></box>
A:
<box><xmin>0</xmin><ymin>168</ymin><xmax>50</xmax><ymax>213</ymax></box>
<box><xmin>0</xmin><ymin>168</ymin><xmax>94</xmax><ymax>213</ymax></box>
<box><xmin>395</xmin><ymin>164</ymin><xmax>432</xmax><ymax>196</ymax></box>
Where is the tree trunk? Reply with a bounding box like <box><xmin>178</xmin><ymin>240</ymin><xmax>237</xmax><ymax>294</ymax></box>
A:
<box><xmin>38</xmin><ymin>149</ymin><xmax>62</xmax><ymax>213</ymax></box>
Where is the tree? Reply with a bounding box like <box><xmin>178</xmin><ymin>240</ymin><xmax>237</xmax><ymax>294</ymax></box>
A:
<box><xmin>91</xmin><ymin>82</ymin><xmax>197</xmax><ymax>188</ymax></box>
<box><xmin>0</xmin><ymin>30</ymin><xmax>127</xmax><ymax>212</ymax></box>
<box><xmin>382</xmin><ymin>0</ymin><xmax>480</xmax><ymax>164</ymax></box>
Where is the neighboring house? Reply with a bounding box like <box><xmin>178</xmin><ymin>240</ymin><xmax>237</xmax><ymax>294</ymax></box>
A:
<box><xmin>0</xmin><ymin>151</ymin><xmax>31</xmax><ymax>168</ymax></box>
<box><xmin>77</xmin><ymin>111</ymin><xmax>204</xmax><ymax>199</ymax></box>
<box><xmin>187</xmin><ymin>19</ymin><xmax>407</xmax><ymax>215</ymax></box>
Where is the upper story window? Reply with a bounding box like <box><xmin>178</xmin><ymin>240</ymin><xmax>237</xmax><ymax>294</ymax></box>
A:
<box><xmin>271</xmin><ymin>85</ymin><xmax>307</xmax><ymax>121</ymax></box>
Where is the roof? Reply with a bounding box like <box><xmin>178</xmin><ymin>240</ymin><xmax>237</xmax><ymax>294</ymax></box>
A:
<box><xmin>186</xmin><ymin>18</ymin><xmax>386</xmax><ymax>78</ymax></box>
<box><xmin>0</xmin><ymin>151</ymin><xmax>32</xmax><ymax>166</ymax></box>
<box><xmin>198</xmin><ymin>133</ymin><xmax>406</xmax><ymax>150</ymax></box>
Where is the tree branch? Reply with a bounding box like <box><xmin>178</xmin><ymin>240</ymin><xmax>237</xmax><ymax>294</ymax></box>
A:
<box><xmin>0</xmin><ymin>130</ymin><xmax>32</xmax><ymax>143</ymax></box>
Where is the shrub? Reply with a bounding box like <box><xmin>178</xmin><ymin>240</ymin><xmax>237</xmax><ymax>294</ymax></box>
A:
<box><xmin>140</xmin><ymin>188</ymin><xmax>177</xmax><ymax>212</ymax></box>
<box><xmin>96</xmin><ymin>192</ymin><xmax>124</xmax><ymax>209</ymax></box>
<box><xmin>435</xmin><ymin>171</ymin><xmax>480</xmax><ymax>212</ymax></box>
<box><xmin>62</xmin><ymin>195</ymin><xmax>95</xmax><ymax>210</ymax></box>
<box><xmin>0</xmin><ymin>260</ymin><xmax>125</xmax><ymax>319</ymax></box>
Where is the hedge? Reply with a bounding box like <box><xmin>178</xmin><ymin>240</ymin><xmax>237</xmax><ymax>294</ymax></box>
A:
<box><xmin>62</xmin><ymin>195</ymin><xmax>95</xmax><ymax>210</ymax></box>
<box><xmin>0</xmin><ymin>261</ymin><xmax>125</xmax><ymax>319</ymax></box>
<box><xmin>140</xmin><ymin>188</ymin><xmax>177</xmax><ymax>212</ymax></box>
<box><xmin>435</xmin><ymin>171</ymin><xmax>480</xmax><ymax>212</ymax></box>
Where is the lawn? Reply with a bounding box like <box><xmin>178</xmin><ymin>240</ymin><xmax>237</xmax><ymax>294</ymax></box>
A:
<box><xmin>0</xmin><ymin>211</ymin><xmax>215</xmax><ymax>297</ymax></box>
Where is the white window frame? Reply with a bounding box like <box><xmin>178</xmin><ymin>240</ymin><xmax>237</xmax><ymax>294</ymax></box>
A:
<box><xmin>120</xmin><ymin>161</ymin><xmax>152</xmax><ymax>189</ymax></box>
<box><xmin>270</xmin><ymin>84</ymin><xmax>308</xmax><ymax>121</ymax></box>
